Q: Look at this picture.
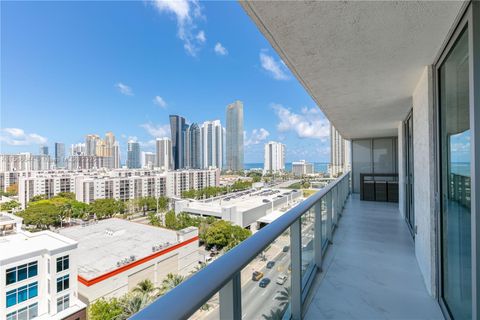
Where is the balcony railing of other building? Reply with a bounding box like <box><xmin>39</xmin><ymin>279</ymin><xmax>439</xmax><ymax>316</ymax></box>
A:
<box><xmin>130</xmin><ymin>172</ymin><xmax>351</xmax><ymax>320</ymax></box>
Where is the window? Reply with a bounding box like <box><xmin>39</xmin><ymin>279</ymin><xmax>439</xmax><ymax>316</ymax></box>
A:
<box><xmin>5</xmin><ymin>262</ymin><xmax>38</xmax><ymax>285</ymax></box>
<box><xmin>5</xmin><ymin>283</ymin><xmax>38</xmax><ymax>308</ymax></box>
<box><xmin>57</xmin><ymin>294</ymin><xmax>70</xmax><ymax>312</ymax></box>
<box><xmin>6</xmin><ymin>303</ymin><xmax>38</xmax><ymax>320</ymax></box>
<box><xmin>56</xmin><ymin>275</ymin><xmax>69</xmax><ymax>292</ymax></box>
<box><xmin>56</xmin><ymin>256</ymin><xmax>69</xmax><ymax>272</ymax></box>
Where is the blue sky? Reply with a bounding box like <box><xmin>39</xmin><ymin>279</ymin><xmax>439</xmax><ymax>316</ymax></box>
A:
<box><xmin>1</xmin><ymin>1</ymin><xmax>331</xmax><ymax>163</ymax></box>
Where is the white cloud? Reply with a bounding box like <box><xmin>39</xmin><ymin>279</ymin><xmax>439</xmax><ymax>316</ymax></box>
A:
<box><xmin>214</xmin><ymin>42</ymin><xmax>228</xmax><ymax>56</ymax></box>
<box><xmin>153</xmin><ymin>95</ymin><xmax>167</xmax><ymax>108</ymax></box>
<box><xmin>0</xmin><ymin>128</ymin><xmax>47</xmax><ymax>146</ymax></box>
<box><xmin>196</xmin><ymin>30</ymin><xmax>206</xmax><ymax>43</ymax></box>
<box><xmin>273</xmin><ymin>104</ymin><xmax>329</xmax><ymax>139</ymax></box>
<box><xmin>115</xmin><ymin>82</ymin><xmax>133</xmax><ymax>96</ymax></box>
<box><xmin>245</xmin><ymin>128</ymin><xmax>270</xmax><ymax>146</ymax></box>
<box><xmin>260</xmin><ymin>52</ymin><xmax>289</xmax><ymax>80</ymax></box>
<box><xmin>152</xmin><ymin>0</ymin><xmax>205</xmax><ymax>56</ymax></box>
<box><xmin>141</xmin><ymin>123</ymin><xmax>171</xmax><ymax>138</ymax></box>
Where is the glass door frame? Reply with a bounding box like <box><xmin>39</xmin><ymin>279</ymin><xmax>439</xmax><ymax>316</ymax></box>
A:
<box><xmin>434</xmin><ymin>1</ymin><xmax>479</xmax><ymax>319</ymax></box>
<box><xmin>404</xmin><ymin>110</ymin><xmax>415</xmax><ymax>237</ymax></box>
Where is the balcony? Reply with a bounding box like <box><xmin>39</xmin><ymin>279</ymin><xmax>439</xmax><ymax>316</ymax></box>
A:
<box><xmin>130</xmin><ymin>172</ymin><xmax>439</xmax><ymax>320</ymax></box>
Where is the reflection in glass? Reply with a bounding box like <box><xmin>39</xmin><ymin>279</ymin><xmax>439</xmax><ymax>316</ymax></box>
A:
<box><xmin>440</xmin><ymin>28</ymin><xmax>471</xmax><ymax>319</ymax></box>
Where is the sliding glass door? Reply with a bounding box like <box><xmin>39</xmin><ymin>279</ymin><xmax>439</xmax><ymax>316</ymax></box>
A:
<box><xmin>404</xmin><ymin>111</ymin><xmax>414</xmax><ymax>235</ymax></box>
<box><xmin>438</xmin><ymin>27</ymin><xmax>471</xmax><ymax>320</ymax></box>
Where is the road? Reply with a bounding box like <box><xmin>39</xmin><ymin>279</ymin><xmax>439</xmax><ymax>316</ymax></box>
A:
<box><xmin>198</xmin><ymin>222</ymin><xmax>316</xmax><ymax>320</ymax></box>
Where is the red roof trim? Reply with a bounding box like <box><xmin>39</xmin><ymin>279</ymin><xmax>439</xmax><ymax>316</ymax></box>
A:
<box><xmin>77</xmin><ymin>236</ymin><xmax>199</xmax><ymax>287</ymax></box>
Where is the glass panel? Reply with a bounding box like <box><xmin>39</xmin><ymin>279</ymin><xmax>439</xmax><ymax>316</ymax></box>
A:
<box><xmin>57</xmin><ymin>278</ymin><xmax>63</xmax><ymax>292</ymax></box>
<box><xmin>17</xmin><ymin>286</ymin><xmax>28</xmax><ymax>303</ymax></box>
<box><xmin>373</xmin><ymin>138</ymin><xmax>394</xmax><ymax>174</ymax></box>
<box><xmin>28</xmin><ymin>303</ymin><xmax>38</xmax><ymax>320</ymax></box>
<box><xmin>240</xmin><ymin>229</ymin><xmax>291</xmax><ymax>320</ymax></box>
<box><xmin>440</xmin><ymin>28</ymin><xmax>471</xmax><ymax>319</ymax></box>
<box><xmin>6</xmin><ymin>269</ymin><xmax>16</xmax><ymax>285</ymax></box>
<box><xmin>63</xmin><ymin>257</ymin><xmax>69</xmax><ymax>271</ymax></box>
<box><xmin>57</xmin><ymin>258</ymin><xmax>63</xmax><ymax>272</ymax></box>
<box><xmin>7</xmin><ymin>312</ymin><xmax>17</xmax><ymax>320</ymax></box>
<box><xmin>28</xmin><ymin>263</ymin><xmax>37</xmax><ymax>278</ymax></box>
<box><xmin>17</xmin><ymin>308</ymin><xmax>27</xmax><ymax>320</ymax></box>
<box><xmin>64</xmin><ymin>295</ymin><xmax>70</xmax><ymax>309</ymax></box>
<box><xmin>7</xmin><ymin>290</ymin><xmax>17</xmax><ymax>307</ymax></box>
<box><xmin>301</xmin><ymin>208</ymin><xmax>315</xmax><ymax>282</ymax></box>
<box><xmin>321</xmin><ymin>197</ymin><xmax>328</xmax><ymax>249</ymax></box>
<box><xmin>17</xmin><ymin>265</ymin><xmax>27</xmax><ymax>282</ymax></box>
<box><xmin>28</xmin><ymin>283</ymin><xmax>38</xmax><ymax>299</ymax></box>
<box><xmin>352</xmin><ymin>139</ymin><xmax>372</xmax><ymax>193</ymax></box>
<box><xmin>64</xmin><ymin>276</ymin><xmax>69</xmax><ymax>290</ymax></box>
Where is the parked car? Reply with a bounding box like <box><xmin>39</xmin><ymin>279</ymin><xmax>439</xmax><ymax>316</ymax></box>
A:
<box><xmin>276</xmin><ymin>274</ymin><xmax>288</xmax><ymax>285</ymax></box>
<box><xmin>252</xmin><ymin>271</ymin><xmax>264</xmax><ymax>281</ymax></box>
<box><xmin>259</xmin><ymin>278</ymin><xmax>271</xmax><ymax>288</ymax></box>
<box><xmin>282</xmin><ymin>246</ymin><xmax>290</xmax><ymax>252</ymax></box>
<box><xmin>266</xmin><ymin>261</ymin><xmax>275</xmax><ymax>269</ymax></box>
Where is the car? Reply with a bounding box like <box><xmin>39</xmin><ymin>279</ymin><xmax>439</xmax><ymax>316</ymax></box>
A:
<box><xmin>259</xmin><ymin>278</ymin><xmax>271</xmax><ymax>288</ymax></box>
<box><xmin>282</xmin><ymin>246</ymin><xmax>290</xmax><ymax>252</ymax></box>
<box><xmin>252</xmin><ymin>271</ymin><xmax>264</xmax><ymax>281</ymax></box>
<box><xmin>276</xmin><ymin>274</ymin><xmax>288</xmax><ymax>285</ymax></box>
<box><xmin>266</xmin><ymin>261</ymin><xmax>275</xmax><ymax>269</ymax></box>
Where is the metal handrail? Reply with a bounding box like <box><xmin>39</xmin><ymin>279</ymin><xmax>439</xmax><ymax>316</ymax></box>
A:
<box><xmin>130</xmin><ymin>172</ymin><xmax>350</xmax><ymax>320</ymax></box>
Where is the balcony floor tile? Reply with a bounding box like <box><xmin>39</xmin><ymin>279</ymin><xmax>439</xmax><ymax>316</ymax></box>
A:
<box><xmin>305</xmin><ymin>195</ymin><xmax>443</xmax><ymax>320</ymax></box>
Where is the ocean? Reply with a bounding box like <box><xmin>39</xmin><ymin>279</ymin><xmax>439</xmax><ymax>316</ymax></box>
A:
<box><xmin>245</xmin><ymin>162</ymin><xmax>329</xmax><ymax>173</ymax></box>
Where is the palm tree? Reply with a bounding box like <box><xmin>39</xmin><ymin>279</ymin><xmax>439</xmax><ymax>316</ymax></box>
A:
<box><xmin>262</xmin><ymin>308</ymin><xmax>284</xmax><ymax>320</ymax></box>
<box><xmin>275</xmin><ymin>286</ymin><xmax>291</xmax><ymax>308</ymax></box>
<box><xmin>133</xmin><ymin>279</ymin><xmax>158</xmax><ymax>296</ymax></box>
<box><xmin>60</xmin><ymin>203</ymin><xmax>73</xmax><ymax>227</ymax></box>
<box><xmin>161</xmin><ymin>273</ymin><xmax>184</xmax><ymax>294</ymax></box>
<box><xmin>115</xmin><ymin>293</ymin><xmax>152</xmax><ymax>320</ymax></box>
<box><xmin>190</xmin><ymin>262</ymin><xmax>207</xmax><ymax>275</ymax></box>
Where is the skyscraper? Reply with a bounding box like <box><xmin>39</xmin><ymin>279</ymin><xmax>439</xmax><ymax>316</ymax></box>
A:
<box><xmin>127</xmin><ymin>141</ymin><xmax>141</xmax><ymax>169</ymax></box>
<box><xmin>112</xmin><ymin>141</ymin><xmax>121</xmax><ymax>168</ymax></box>
<box><xmin>226</xmin><ymin>100</ymin><xmax>244</xmax><ymax>171</ymax></box>
<box><xmin>169</xmin><ymin>115</ymin><xmax>186</xmax><ymax>170</ymax></box>
<box><xmin>39</xmin><ymin>146</ymin><xmax>49</xmax><ymax>156</ymax></box>
<box><xmin>54</xmin><ymin>142</ymin><xmax>65</xmax><ymax>168</ymax></box>
<box><xmin>186</xmin><ymin>123</ymin><xmax>201</xmax><ymax>169</ymax></box>
<box><xmin>85</xmin><ymin>134</ymin><xmax>100</xmax><ymax>156</ymax></box>
<box><xmin>329</xmin><ymin>125</ymin><xmax>350</xmax><ymax>177</ymax></box>
<box><xmin>141</xmin><ymin>152</ymin><xmax>156</xmax><ymax>168</ymax></box>
<box><xmin>264</xmin><ymin>141</ymin><xmax>285</xmax><ymax>174</ymax></box>
<box><xmin>156</xmin><ymin>138</ymin><xmax>173</xmax><ymax>171</ymax></box>
<box><xmin>201</xmin><ymin>120</ymin><xmax>223</xmax><ymax>170</ymax></box>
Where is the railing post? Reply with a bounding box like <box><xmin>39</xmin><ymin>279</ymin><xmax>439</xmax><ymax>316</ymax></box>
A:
<box><xmin>290</xmin><ymin>218</ymin><xmax>302</xmax><ymax>320</ymax></box>
<box><xmin>219</xmin><ymin>272</ymin><xmax>242</xmax><ymax>320</ymax></box>
<box><xmin>314</xmin><ymin>199</ymin><xmax>323</xmax><ymax>272</ymax></box>
<box><xmin>326</xmin><ymin>191</ymin><xmax>333</xmax><ymax>244</ymax></box>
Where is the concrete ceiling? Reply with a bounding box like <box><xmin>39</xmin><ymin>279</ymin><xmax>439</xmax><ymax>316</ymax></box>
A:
<box><xmin>241</xmin><ymin>1</ymin><xmax>464</xmax><ymax>139</ymax></box>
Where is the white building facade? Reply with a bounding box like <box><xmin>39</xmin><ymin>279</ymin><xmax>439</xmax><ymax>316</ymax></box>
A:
<box><xmin>263</xmin><ymin>141</ymin><xmax>285</xmax><ymax>174</ymax></box>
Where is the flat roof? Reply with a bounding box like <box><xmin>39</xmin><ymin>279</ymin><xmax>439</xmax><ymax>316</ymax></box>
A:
<box><xmin>58</xmin><ymin>218</ymin><xmax>182</xmax><ymax>279</ymax></box>
<box><xmin>0</xmin><ymin>231</ymin><xmax>77</xmax><ymax>263</ymax></box>
<box><xmin>187</xmin><ymin>188</ymin><xmax>301</xmax><ymax>213</ymax></box>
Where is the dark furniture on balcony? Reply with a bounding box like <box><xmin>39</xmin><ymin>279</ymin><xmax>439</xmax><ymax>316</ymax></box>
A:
<box><xmin>360</xmin><ymin>173</ymin><xmax>399</xmax><ymax>203</ymax></box>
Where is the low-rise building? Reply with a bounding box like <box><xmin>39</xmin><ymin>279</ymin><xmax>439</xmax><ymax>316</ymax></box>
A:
<box><xmin>0</xmin><ymin>213</ymin><xmax>86</xmax><ymax>320</ymax></box>
<box><xmin>0</xmin><ymin>154</ymin><xmax>52</xmax><ymax>172</ymax></box>
<box><xmin>57</xmin><ymin>219</ymin><xmax>199</xmax><ymax>304</ymax></box>
<box><xmin>175</xmin><ymin>188</ymin><xmax>302</xmax><ymax>230</ymax></box>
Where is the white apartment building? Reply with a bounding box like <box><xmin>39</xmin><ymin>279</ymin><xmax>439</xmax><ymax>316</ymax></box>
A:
<box><xmin>329</xmin><ymin>125</ymin><xmax>351</xmax><ymax>177</ymax></box>
<box><xmin>263</xmin><ymin>141</ymin><xmax>285</xmax><ymax>174</ymax></box>
<box><xmin>291</xmin><ymin>160</ymin><xmax>314</xmax><ymax>177</ymax></box>
<box><xmin>166</xmin><ymin>169</ymin><xmax>220</xmax><ymax>199</ymax></box>
<box><xmin>66</xmin><ymin>155</ymin><xmax>111</xmax><ymax>170</ymax></box>
<box><xmin>155</xmin><ymin>138</ymin><xmax>173</xmax><ymax>171</ymax></box>
<box><xmin>17</xmin><ymin>168</ymin><xmax>221</xmax><ymax>208</ymax></box>
<box><xmin>141</xmin><ymin>152</ymin><xmax>156</xmax><ymax>169</ymax></box>
<box><xmin>200</xmin><ymin>120</ymin><xmax>223</xmax><ymax>170</ymax></box>
<box><xmin>0</xmin><ymin>154</ymin><xmax>52</xmax><ymax>172</ymax></box>
<box><xmin>0</xmin><ymin>213</ymin><xmax>86</xmax><ymax>320</ymax></box>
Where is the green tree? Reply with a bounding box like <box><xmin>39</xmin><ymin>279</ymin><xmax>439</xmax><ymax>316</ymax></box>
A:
<box><xmin>204</xmin><ymin>220</ymin><xmax>251</xmax><ymax>250</ymax></box>
<box><xmin>88</xmin><ymin>199</ymin><xmax>125</xmax><ymax>219</ymax></box>
<box><xmin>262</xmin><ymin>308</ymin><xmax>284</xmax><ymax>320</ymax></box>
<box><xmin>30</xmin><ymin>194</ymin><xmax>46</xmax><ymax>202</ymax></box>
<box><xmin>0</xmin><ymin>200</ymin><xmax>20</xmax><ymax>212</ymax></box>
<box><xmin>55</xmin><ymin>192</ymin><xmax>76</xmax><ymax>200</ymax></box>
<box><xmin>157</xmin><ymin>196</ymin><xmax>169</xmax><ymax>212</ymax></box>
<box><xmin>161</xmin><ymin>273</ymin><xmax>184</xmax><ymax>294</ymax></box>
<box><xmin>132</xmin><ymin>279</ymin><xmax>159</xmax><ymax>296</ymax></box>
<box><xmin>88</xmin><ymin>298</ymin><xmax>123</xmax><ymax>320</ymax></box>
<box><xmin>116</xmin><ymin>293</ymin><xmax>153</xmax><ymax>320</ymax></box>
<box><xmin>275</xmin><ymin>286</ymin><xmax>291</xmax><ymax>308</ymax></box>
<box><xmin>164</xmin><ymin>210</ymin><xmax>178</xmax><ymax>229</ymax></box>
<box><xmin>17</xmin><ymin>202</ymin><xmax>61</xmax><ymax>229</ymax></box>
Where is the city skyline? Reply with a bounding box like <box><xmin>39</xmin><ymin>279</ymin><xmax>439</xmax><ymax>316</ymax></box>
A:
<box><xmin>1</xmin><ymin>1</ymin><xmax>331</xmax><ymax>163</ymax></box>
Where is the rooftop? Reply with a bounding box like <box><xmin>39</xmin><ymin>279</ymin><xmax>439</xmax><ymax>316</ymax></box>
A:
<box><xmin>0</xmin><ymin>230</ymin><xmax>77</xmax><ymax>264</ymax></box>
<box><xmin>58</xmin><ymin>218</ymin><xmax>182</xmax><ymax>279</ymax></box>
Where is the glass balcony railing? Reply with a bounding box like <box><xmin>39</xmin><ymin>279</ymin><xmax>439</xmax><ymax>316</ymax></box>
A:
<box><xmin>130</xmin><ymin>172</ymin><xmax>351</xmax><ymax>320</ymax></box>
